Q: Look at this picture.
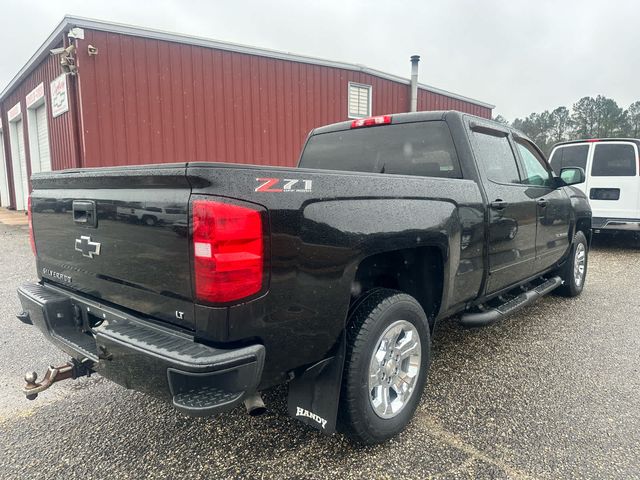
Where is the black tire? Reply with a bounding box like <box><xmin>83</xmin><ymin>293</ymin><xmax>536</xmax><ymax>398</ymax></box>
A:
<box><xmin>338</xmin><ymin>288</ymin><xmax>431</xmax><ymax>445</ymax></box>
<box><xmin>142</xmin><ymin>215</ymin><xmax>157</xmax><ymax>226</ymax></box>
<box><xmin>556</xmin><ymin>230</ymin><xmax>588</xmax><ymax>297</ymax></box>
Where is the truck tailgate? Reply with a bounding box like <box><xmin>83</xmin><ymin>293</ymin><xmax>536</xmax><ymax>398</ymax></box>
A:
<box><xmin>30</xmin><ymin>164</ymin><xmax>195</xmax><ymax>329</ymax></box>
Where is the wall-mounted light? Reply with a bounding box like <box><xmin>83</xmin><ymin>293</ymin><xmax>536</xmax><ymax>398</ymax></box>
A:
<box><xmin>87</xmin><ymin>45</ymin><xmax>98</xmax><ymax>56</ymax></box>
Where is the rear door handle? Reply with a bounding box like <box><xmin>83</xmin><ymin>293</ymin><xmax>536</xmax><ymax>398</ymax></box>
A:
<box><xmin>537</xmin><ymin>198</ymin><xmax>548</xmax><ymax>208</ymax></box>
<box><xmin>490</xmin><ymin>200</ymin><xmax>508</xmax><ymax>210</ymax></box>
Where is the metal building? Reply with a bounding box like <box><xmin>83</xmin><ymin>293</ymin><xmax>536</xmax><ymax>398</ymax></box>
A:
<box><xmin>0</xmin><ymin>16</ymin><xmax>494</xmax><ymax>210</ymax></box>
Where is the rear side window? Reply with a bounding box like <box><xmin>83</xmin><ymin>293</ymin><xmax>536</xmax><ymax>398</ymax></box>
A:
<box><xmin>591</xmin><ymin>143</ymin><xmax>637</xmax><ymax>176</ymax></box>
<box><xmin>472</xmin><ymin>132</ymin><xmax>521</xmax><ymax>184</ymax></box>
<box><xmin>299</xmin><ymin>121</ymin><xmax>462</xmax><ymax>178</ymax></box>
<box><xmin>549</xmin><ymin>145</ymin><xmax>589</xmax><ymax>175</ymax></box>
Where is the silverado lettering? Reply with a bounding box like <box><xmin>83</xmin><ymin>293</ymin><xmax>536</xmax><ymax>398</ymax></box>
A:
<box><xmin>41</xmin><ymin>268</ymin><xmax>72</xmax><ymax>283</ymax></box>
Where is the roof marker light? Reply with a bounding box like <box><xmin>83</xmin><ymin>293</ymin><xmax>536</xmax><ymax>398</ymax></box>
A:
<box><xmin>350</xmin><ymin>115</ymin><xmax>392</xmax><ymax>129</ymax></box>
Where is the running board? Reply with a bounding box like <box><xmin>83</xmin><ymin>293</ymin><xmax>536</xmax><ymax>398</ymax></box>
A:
<box><xmin>459</xmin><ymin>276</ymin><xmax>563</xmax><ymax>327</ymax></box>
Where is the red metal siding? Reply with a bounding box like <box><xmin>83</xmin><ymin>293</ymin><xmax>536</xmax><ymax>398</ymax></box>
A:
<box><xmin>0</xmin><ymin>39</ymin><xmax>80</xmax><ymax>207</ymax></box>
<box><xmin>417</xmin><ymin>89</ymin><xmax>491</xmax><ymax>119</ymax></box>
<box><xmin>76</xmin><ymin>30</ymin><xmax>488</xmax><ymax>169</ymax></box>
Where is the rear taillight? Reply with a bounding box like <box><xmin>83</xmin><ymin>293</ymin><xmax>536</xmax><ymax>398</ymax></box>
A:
<box><xmin>192</xmin><ymin>199</ymin><xmax>264</xmax><ymax>303</ymax></box>
<box><xmin>350</xmin><ymin>115</ymin><xmax>392</xmax><ymax>129</ymax></box>
<box><xmin>28</xmin><ymin>196</ymin><xmax>36</xmax><ymax>255</ymax></box>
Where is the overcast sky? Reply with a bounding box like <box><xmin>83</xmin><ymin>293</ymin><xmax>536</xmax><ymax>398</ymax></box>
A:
<box><xmin>1</xmin><ymin>0</ymin><xmax>638</xmax><ymax>119</ymax></box>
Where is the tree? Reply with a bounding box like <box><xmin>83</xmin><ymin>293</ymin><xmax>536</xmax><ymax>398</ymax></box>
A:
<box><xmin>513</xmin><ymin>111</ymin><xmax>554</xmax><ymax>152</ymax></box>
<box><xmin>493</xmin><ymin>114</ymin><xmax>510</xmax><ymax>125</ymax></box>
<box><xmin>626</xmin><ymin>101</ymin><xmax>640</xmax><ymax>137</ymax></box>
<box><xmin>505</xmin><ymin>95</ymin><xmax>635</xmax><ymax>150</ymax></box>
<box><xmin>571</xmin><ymin>96</ymin><xmax>598</xmax><ymax>138</ymax></box>
<box><xmin>550</xmin><ymin>106</ymin><xmax>570</xmax><ymax>143</ymax></box>
<box><xmin>593</xmin><ymin>95</ymin><xmax>625</xmax><ymax>137</ymax></box>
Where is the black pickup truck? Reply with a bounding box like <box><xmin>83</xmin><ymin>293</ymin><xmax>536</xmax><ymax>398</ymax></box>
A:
<box><xmin>17</xmin><ymin>111</ymin><xmax>591</xmax><ymax>444</ymax></box>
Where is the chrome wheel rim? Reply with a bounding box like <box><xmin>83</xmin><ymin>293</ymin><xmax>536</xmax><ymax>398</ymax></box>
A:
<box><xmin>574</xmin><ymin>243</ymin><xmax>586</xmax><ymax>287</ymax></box>
<box><xmin>368</xmin><ymin>320</ymin><xmax>421</xmax><ymax>419</ymax></box>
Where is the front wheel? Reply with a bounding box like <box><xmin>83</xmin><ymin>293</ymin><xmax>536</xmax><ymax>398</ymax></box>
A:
<box><xmin>338</xmin><ymin>288</ymin><xmax>431</xmax><ymax>444</ymax></box>
<box><xmin>556</xmin><ymin>230</ymin><xmax>589</xmax><ymax>297</ymax></box>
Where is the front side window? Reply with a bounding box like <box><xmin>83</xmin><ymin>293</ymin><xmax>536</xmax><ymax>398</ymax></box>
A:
<box><xmin>591</xmin><ymin>143</ymin><xmax>637</xmax><ymax>177</ymax></box>
<box><xmin>515</xmin><ymin>140</ymin><xmax>552</xmax><ymax>187</ymax></box>
<box><xmin>549</xmin><ymin>145</ymin><xmax>589</xmax><ymax>175</ymax></box>
<box><xmin>472</xmin><ymin>131</ymin><xmax>521</xmax><ymax>184</ymax></box>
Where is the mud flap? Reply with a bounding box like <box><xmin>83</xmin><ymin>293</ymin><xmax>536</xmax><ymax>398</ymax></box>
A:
<box><xmin>287</xmin><ymin>332</ymin><xmax>346</xmax><ymax>434</ymax></box>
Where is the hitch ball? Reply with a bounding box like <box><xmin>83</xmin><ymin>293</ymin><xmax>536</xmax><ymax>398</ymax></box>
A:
<box><xmin>25</xmin><ymin>371</ymin><xmax>39</xmax><ymax>400</ymax></box>
<box><xmin>21</xmin><ymin>360</ymin><xmax>94</xmax><ymax>401</ymax></box>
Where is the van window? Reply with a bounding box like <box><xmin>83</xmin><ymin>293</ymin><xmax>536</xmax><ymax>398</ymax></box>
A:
<box><xmin>591</xmin><ymin>143</ymin><xmax>636</xmax><ymax>177</ymax></box>
<box><xmin>549</xmin><ymin>145</ymin><xmax>589</xmax><ymax>175</ymax></box>
<box><xmin>299</xmin><ymin>121</ymin><xmax>462</xmax><ymax>178</ymax></box>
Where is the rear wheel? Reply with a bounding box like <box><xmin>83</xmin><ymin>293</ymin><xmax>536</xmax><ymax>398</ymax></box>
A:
<box><xmin>556</xmin><ymin>230</ymin><xmax>588</xmax><ymax>297</ymax></box>
<box><xmin>142</xmin><ymin>215</ymin><xmax>157</xmax><ymax>226</ymax></box>
<box><xmin>338</xmin><ymin>288</ymin><xmax>431</xmax><ymax>444</ymax></box>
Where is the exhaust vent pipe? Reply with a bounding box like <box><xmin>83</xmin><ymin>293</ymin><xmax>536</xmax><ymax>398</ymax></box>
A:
<box><xmin>410</xmin><ymin>55</ymin><xmax>420</xmax><ymax>112</ymax></box>
<box><xmin>243</xmin><ymin>392</ymin><xmax>266</xmax><ymax>416</ymax></box>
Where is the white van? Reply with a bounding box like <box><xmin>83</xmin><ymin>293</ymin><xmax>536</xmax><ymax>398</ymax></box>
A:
<box><xmin>549</xmin><ymin>139</ymin><xmax>640</xmax><ymax>232</ymax></box>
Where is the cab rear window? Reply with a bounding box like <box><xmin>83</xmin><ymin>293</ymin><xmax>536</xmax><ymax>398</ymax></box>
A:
<box><xmin>591</xmin><ymin>143</ymin><xmax>637</xmax><ymax>177</ymax></box>
<box><xmin>549</xmin><ymin>145</ymin><xmax>588</xmax><ymax>174</ymax></box>
<box><xmin>299</xmin><ymin>121</ymin><xmax>462</xmax><ymax>178</ymax></box>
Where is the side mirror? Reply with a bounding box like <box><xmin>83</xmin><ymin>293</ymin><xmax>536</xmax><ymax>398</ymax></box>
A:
<box><xmin>559</xmin><ymin>167</ymin><xmax>585</xmax><ymax>186</ymax></box>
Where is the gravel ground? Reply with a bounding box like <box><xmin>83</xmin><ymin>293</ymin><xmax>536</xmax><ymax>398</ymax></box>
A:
<box><xmin>1</xmin><ymin>223</ymin><xmax>639</xmax><ymax>479</ymax></box>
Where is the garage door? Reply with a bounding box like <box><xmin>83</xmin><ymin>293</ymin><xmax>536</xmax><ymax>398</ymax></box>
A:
<box><xmin>34</xmin><ymin>104</ymin><xmax>51</xmax><ymax>172</ymax></box>
<box><xmin>0</xmin><ymin>131</ymin><xmax>9</xmax><ymax>207</ymax></box>
<box><xmin>11</xmin><ymin>120</ymin><xmax>29</xmax><ymax>211</ymax></box>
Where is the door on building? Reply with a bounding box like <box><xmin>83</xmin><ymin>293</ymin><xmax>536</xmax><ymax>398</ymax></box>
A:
<box><xmin>0</xmin><ymin>129</ymin><xmax>10</xmax><ymax>207</ymax></box>
<box><xmin>9</xmin><ymin>119</ymin><xmax>29</xmax><ymax>211</ymax></box>
<box><xmin>28</xmin><ymin>101</ymin><xmax>51</xmax><ymax>174</ymax></box>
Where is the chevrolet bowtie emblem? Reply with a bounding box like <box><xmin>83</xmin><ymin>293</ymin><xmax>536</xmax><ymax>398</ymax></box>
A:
<box><xmin>75</xmin><ymin>236</ymin><xmax>101</xmax><ymax>259</ymax></box>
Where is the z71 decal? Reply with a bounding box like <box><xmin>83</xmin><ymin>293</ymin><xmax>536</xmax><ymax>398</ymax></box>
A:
<box><xmin>255</xmin><ymin>178</ymin><xmax>313</xmax><ymax>193</ymax></box>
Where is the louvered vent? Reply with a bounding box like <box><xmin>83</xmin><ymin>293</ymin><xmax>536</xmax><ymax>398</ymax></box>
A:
<box><xmin>348</xmin><ymin>82</ymin><xmax>372</xmax><ymax>118</ymax></box>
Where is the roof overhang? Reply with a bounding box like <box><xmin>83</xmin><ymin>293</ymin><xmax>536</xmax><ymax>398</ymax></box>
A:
<box><xmin>1</xmin><ymin>15</ymin><xmax>495</xmax><ymax>110</ymax></box>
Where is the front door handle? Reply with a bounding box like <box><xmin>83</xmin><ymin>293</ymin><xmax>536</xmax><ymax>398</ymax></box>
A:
<box><xmin>490</xmin><ymin>200</ymin><xmax>508</xmax><ymax>210</ymax></box>
<box><xmin>537</xmin><ymin>198</ymin><xmax>548</xmax><ymax>208</ymax></box>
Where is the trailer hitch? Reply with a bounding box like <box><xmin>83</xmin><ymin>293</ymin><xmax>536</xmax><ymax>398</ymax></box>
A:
<box><xmin>23</xmin><ymin>359</ymin><xmax>93</xmax><ymax>400</ymax></box>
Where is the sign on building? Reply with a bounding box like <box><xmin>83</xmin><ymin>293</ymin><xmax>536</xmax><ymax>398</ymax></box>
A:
<box><xmin>26</xmin><ymin>83</ymin><xmax>45</xmax><ymax>108</ymax></box>
<box><xmin>50</xmin><ymin>75</ymin><xmax>69</xmax><ymax>118</ymax></box>
<box><xmin>7</xmin><ymin>102</ymin><xmax>21</xmax><ymax>121</ymax></box>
